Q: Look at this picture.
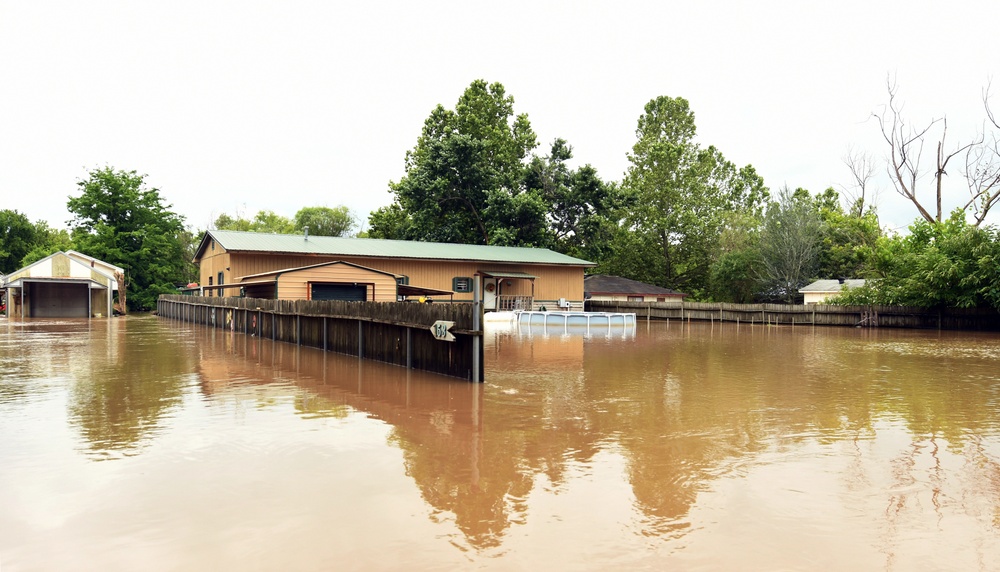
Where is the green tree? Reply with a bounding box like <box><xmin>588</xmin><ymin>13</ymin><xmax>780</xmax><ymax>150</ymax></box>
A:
<box><xmin>213</xmin><ymin>212</ymin><xmax>253</xmax><ymax>232</ymax></box>
<box><xmin>19</xmin><ymin>221</ymin><xmax>74</xmax><ymax>267</ymax></box>
<box><xmin>757</xmin><ymin>187</ymin><xmax>824</xmax><ymax>303</ymax></box>
<box><xmin>616</xmin><ymin>96</ymin><xmax>768</xmax><ymax>296</ymax></box>
<box><xmin>835</xmin><ymin>211</ymin><xmax>1000</xmax><ymax>309</ymax></box>
<box><xmin>707</xmin><ymin>211</ymin><xmax>763</xmax><ymax>302</ymax></box>
<box><xmin>523</xmin><ymin>139</ymin><xmax>623</xmax><ymax>261</ymax></box>
<box><xmin>293</xmin><ymin>206</ymin><xmax>356</xmax><ymax>237</ymax></box>
<box><xmin>67</xmin><ymin>167</ymin><xmax>190</xmax><ymax>311</ymax></box>
<box><xmin>0</xmin><ymin>209</ymin><xmax>38</xmax><ymax>272</ymax></box>
<box><xmin>368</xmin><ymin>80</ymin><xmax>542</xmax><ymax>245</ymax></box>
<box><xmin>814</xmin><ymin>188</ymin><xmax>882</xmax><ymax>279</ymax></box>
<box><xmin>213</xmin><ymin>210</ymin><xmax>295</xmax><ymax>234</ymax></box>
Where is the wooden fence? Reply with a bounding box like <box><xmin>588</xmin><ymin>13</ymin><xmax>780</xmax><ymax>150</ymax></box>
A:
<box><xmin>157</xmin><ymin>295</ymin><xmax>484</xmax><ymax>380</ymax></box>
<box><xmin>586</xmin><ymin>300</ymin><xmax>1000</xmax><ymax>331</ymax></box>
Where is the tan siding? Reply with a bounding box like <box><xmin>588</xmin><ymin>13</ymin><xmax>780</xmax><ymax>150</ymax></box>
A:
<box><xmin>218</xmin><ymin>251</ymin><xmax>587</xmax><ymax>305</ymax></box>
<box><xmin>200</xmin><ymin>243</ymin><xmax>231</xmax><ymax>290</ymax></box>
<box><xmin>274</xmin><ymin>265</ymin><xmax>398</xmax><ymax>302</ymax></box>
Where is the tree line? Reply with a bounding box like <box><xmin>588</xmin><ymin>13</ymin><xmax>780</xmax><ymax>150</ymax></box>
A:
<box><xmin>368</xmin><ymin>79</ymin><xmax>1000</xmax><ymax>308</ymax></box>
<box><xmin>0</xmin><ymin>168</ymin><xmax>360</xmax><ymax>311</ymax></box>
<box><xmin>2</xmin><ymin>78</ymin><xmax>998</xmax><ymax>311</ymax></box>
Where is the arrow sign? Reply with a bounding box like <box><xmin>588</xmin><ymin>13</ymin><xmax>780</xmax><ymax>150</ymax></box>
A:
<box><xmin>430</xmin><ymin>320</ymin><xmax>456</xmax><ymax>342</ymax></box>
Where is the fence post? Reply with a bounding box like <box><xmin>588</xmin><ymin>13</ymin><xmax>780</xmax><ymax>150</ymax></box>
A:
<box><xmin>358</xmin><ymin>320</ymin><xmax>364</xmax><ymax>358</ymax></box>
<box><xmin>406</xmin><ymin>327</ymin><xmax>412</xmax><ymax>369</ymax></box>
<box><xmin>472</xmin><ymin>275</ymin><xmax>482</xmax><ymax>383</ymax></box>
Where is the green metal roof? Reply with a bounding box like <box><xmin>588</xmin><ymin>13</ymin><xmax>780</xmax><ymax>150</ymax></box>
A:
<box><xmin>200</xmin><ymin>230</ymin><xmax>595</xmax><ymax>266</ymax></box>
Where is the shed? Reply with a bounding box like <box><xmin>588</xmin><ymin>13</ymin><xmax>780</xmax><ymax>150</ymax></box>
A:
<box><xmin>798</xmin><ymin>279</ymin><xmax>866</xmax><ymax>304</ymax></box>
<box><xmin>3</xmin><ymin>251</ymin><xmax>121</xmax><ymax>318</ymax></box>
<box><xmin>584</xmin><ymin>274</ymin><xmax>687</xmax><ymax>302</ymax></box>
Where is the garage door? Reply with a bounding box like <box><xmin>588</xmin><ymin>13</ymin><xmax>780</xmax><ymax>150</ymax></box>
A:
<box><xmin>311</xmin><ymin>283</ymin><xmax>368</xmax><ymax>301</ymax></box>
<box><xmin>31</xmin><ymin>282</ymin><xmax>90</xmax><ymax>318</ymax></box>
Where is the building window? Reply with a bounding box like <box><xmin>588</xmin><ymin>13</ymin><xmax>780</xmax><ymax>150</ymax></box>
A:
<box><xmin>211</xmin><ymin>240</ymin><xmax>215</xmax><ymax>251</ymax></box>
<box><xmin>452</xmin><ymin>277</ymin><xmax>472</xmax><ymax>293</ymax></box>
<box><xmin>207</xmin><ymin>276</ymin><xmax>213</xmax><ymax>297</ymax></box>
<box><xmin>396</xmin><ymin>276</ymin><xmax>409</xmax><ymax>285</ymax></box>
<box><xmin>627</xmin><ymin>295</ymin><xmax>643</xmax><ymax>302</ymax></box>
<box><xmin>657</xmin><ymin>297</ymin><xmax>666</xmax><ymax>302</ymax></box>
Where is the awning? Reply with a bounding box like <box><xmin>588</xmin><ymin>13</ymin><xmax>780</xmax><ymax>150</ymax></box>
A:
<box><xmin>478</xmin><ymin>270</ymin><xmax>537</xmax><ymax>280</ymax></box>
<box><xmin>398</xmin><ymin>284</ymin><xmax>455</xmax><ymax>298</ymax></box>
<box><xmin>4</xmin><ymin>277</ymin><xmax>108</xmax><ymax>289</ymax></box>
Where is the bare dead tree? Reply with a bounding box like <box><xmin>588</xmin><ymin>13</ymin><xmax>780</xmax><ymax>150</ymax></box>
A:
<box><xmin>874</xmin><ymin>77</ymin><xmax>981</xmax><ymax>225</ymax></box>
<box><xmin>841</xmin><ymin>146</ymin><xmax>880</xmax><ymax>217</ymax></box>
<box><xmin>962</xmin><ymin>83</ymin><xmax>1000</xmax><ymax>225</ymax></box>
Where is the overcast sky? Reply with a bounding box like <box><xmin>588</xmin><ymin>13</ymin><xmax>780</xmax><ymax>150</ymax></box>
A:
<box><xmin>2</xmin><ymin>1</ymin><xmax>998</xmax><ymax>234</ymax></box>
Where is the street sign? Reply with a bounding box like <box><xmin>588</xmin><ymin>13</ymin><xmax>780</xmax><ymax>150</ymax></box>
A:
<box><xmin>430</xmin><ymin>320</ymin><xmax>456</xmax><ymax>342</ymax></box>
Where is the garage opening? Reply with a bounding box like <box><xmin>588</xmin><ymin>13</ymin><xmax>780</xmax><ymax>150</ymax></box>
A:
<box><xmin>30</xmin><ymin>281</ymin><xmax>90</xmax><ymax>318</ymax></box>
<box><xmin>311</xmin><ymin>283</ymin><xmax>368</xmax><ymax>301</ymax></box>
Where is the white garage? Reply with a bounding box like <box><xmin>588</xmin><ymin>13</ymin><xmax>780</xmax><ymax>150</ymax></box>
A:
<box><xmin>3</xmin><ymin>251</ymin><xmax>121</xmax><ymax>319</ymax></box>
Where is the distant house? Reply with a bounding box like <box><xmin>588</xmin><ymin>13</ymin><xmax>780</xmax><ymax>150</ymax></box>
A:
<box><xmin>798</xmin><ymin>279</ymin><xmax>866</xmax><ymax>304</ymax></box>
<box><xmin>584</xmin><ymin>274</ymin><xmax>687</xmax><ymax>302</ymax></box>
<box><xmin>193</xmin><ymin>230</ymin><xmax>595</xmax><ymax>311</ymax></box>
<box><xmin>3</xmin><ymin>251</ymin><xmax>122</xmax><ymax>318</ymax></box>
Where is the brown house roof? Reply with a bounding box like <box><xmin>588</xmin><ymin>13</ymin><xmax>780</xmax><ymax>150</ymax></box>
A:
<box><xmin>584</xmin><ymin>274</ymin><xmax>687</xmax><ymax>297</ymax></box>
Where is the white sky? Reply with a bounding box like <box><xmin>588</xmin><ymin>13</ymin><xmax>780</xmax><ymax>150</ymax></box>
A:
<box><xmin>2</xmin><ymin>1</ymin><xmax>998</xmax><ymax>234</ymax></box>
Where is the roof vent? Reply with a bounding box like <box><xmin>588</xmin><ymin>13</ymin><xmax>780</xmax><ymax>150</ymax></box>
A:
<box><xmin>303</xmin><ymin>226</ymin><xmax>309</xmax><ymax>241</ymax></box>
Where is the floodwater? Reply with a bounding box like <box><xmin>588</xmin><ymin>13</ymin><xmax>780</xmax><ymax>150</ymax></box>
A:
<box><xmin>2</xmin><ymin>316</ymin><xmax>1000</xmax><ymax>571</ymax></box>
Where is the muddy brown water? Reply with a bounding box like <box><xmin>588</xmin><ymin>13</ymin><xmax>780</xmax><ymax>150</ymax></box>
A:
<box><xmin>2</xmin><ymin>315</ymin><xmax>999</xmax><ymax>570</ymax></box>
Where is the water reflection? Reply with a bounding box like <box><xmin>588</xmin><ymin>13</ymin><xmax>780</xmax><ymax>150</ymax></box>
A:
<box><xmin>3</xmin><ymin>316</ymin><xmax>1000</xmax><ymax>569</ymax></box>
<box><xmin>0</xmin><ymin>317</ymin><xmax>193</xmax><ymax>459</ymax></box>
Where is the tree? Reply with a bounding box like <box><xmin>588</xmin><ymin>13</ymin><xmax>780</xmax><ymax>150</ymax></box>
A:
<box><xmin>874</xmin><ymin>78</ymin><xmax>1000</xmax><ymax>226</ymax></box>
<box><xmin>835</xmin><ymin>211</ymin><xmax>1000</xmax><ymax>309</ymax></box>
<box><xmin>0</xmin><ymin>209</ymin><xmax>37</xmax><ymax>272</ymax></box>
<box><xmin>617</xmin><ymin>96</ymin><xmax>769</xmax><ymax>296</ymax></box>
<box><xmin>756</xmin><ymin>187</ymin><xmax>824</xmax><ymax>303</ymax></box>
<box><xmin>213</xmin><ymin>210</ymin><xmax>295</xmax><ymax>234</ymax></box>
<box><xmin>67</xmin><ymin>167</ymin><xmax>190</xmax><ymax>311</ymax></box>
<box><xmin>19</xmin><ymin>221</ymin><xmax>74</xmax><ymax>267</ymax></box>
<box><xmin>368</xmin><ymin>80</ymin><xmax>542</xmax><ymax>245</ymax></box>
<box><xmin>293</xmin><ymin>206</ymin><xmax>356</xmax><ymax>237</ymax></box>
<box><xmin>813</xmin><ymin>188</ymin><xmax>882</xmax><ymax>280</ymax></box>
<box><xmin>841</xmin><ymin>147</ymin><xmax>880</xmax><ymax>217</ymax></box>
<box><xmin>707</xmin><ymin>211</ymin><xmax>763</xmax><ymax>303</ymax></box>
<box><xmin>523</xmin><ymin>139</ymin><xmax>623</xmax><ymax>260</ymax></box>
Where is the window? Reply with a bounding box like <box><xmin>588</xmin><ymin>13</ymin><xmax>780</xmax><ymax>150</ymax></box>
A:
<box><xmin>396</xmin><ymin>276</ymin><xmax>409</xmax><ymax>285</ymax></box>
<box><xmin>627</xmin><ymin>295</ymin><xmax>643</xmax><ymax>302</ymax></box>
<box><xmin>452</xmin><ymin>277</ymin><xmax>472</xmax><ymax>293</ymax></box>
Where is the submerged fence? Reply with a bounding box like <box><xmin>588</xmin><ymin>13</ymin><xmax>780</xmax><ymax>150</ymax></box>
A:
<box><xmin>586</xmin><ymin>300</ymin><xmax>1000</xmax><ymax>331</ymax></box>
<box><xmin>157</xmin><ymin>295</ymin><xmax>484</xmax><ymax>380</ymax></box>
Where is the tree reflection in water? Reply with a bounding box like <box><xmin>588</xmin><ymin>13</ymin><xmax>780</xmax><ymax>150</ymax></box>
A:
<box><xmin>66</xmin><ymin>316</ymin><xmax>193</xmax><ymax>459</ymax></box>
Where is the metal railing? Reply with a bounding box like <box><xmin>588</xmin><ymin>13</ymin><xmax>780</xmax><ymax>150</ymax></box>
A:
<box><xmin>497</xmin><ymin>295</ymin><xmax>533</xmax><ymax>311</ymax></box>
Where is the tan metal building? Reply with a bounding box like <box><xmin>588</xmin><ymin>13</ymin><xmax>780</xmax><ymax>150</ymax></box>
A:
<box><xmin>193</xmin><ymin>230</ymin><xmax>594</xmax><ymax>310</ymax></box>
